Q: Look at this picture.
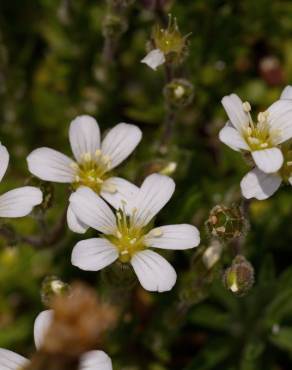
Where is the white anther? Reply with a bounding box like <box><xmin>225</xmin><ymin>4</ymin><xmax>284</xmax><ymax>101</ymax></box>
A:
<box><xmin>83</xmin><ymin>152</ymin><xmax>92</xmax><ymax>162</ymax></box>
<box><xmin>247</xmin><ymin>127</ymin><xmax>252</xmax><ymax>136</ymax></box>
<box><xmin>260</xmin><ymin>143</ymin><xmax>268</xmax><ymax>148</ymax></box>
<box><xmin>95</xmin><ymin>178</ymin><xmax>103</xmax><ymax>184</ymax></box>
<box><xmin>248</xmin><ymin>137</ymin><xmax>260</xmax><ymax>145</ymax></box>
<box><xmin>75</xmin><ymin>175</ymin><xmax>80</xmax><ymax>182</ymax></box>
<box><xmin>242</xmin><ymin>101</ymin><xmax>251</xmax><ymax>112</ymax></box>
<box><xmin>116</xmin><ymin>231</ymin><xmax>122</xmax><ymax>239</ymax></box>
<box><xmin>130</xmin><ymin>238</ymin><xmax>137</xmax><ymax>245</ymax></box>
<box><xmin>257</xmin><ymin>112</ymin><xmax>266</xmax><ymax>123</ymax></box>
<box><xmin>70</xmin><ymin>162</ymin><xmax>79</xmax><ymax>169</ymax></box>
<box><xmin>95</xmin><ymin>149</ymin><xmax>101</xmax><ymax>157</ymax></box>
<box><xmin>121</xmin><ymin>250</ymin><xmax>129</xmax><ymax>255</ymax></box>
<box><xmin>151</xmin><ymin>228</ymin><xmax>163</xmax><ymax>237</ymax></box>
<box><xmin>287</xmin><ymin>161</ymin><xmax>292</xmax><ymax>166</ymax></box>
<box><xmin>104</xmin><ymin>183</ymin><xmax>117</xmax><ymax>193</ymax></box>
<box><xmin>102</xmin><ymin>155</ymin><xmax>111</xmax><ymax>163</ymax></box>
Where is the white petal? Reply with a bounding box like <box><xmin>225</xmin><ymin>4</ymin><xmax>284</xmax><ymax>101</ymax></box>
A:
<box><xmin>27</xmin><ymin>148</ymin><xmax>76</xmax><ymax>183</ymax></box>
<box><xmin>80</xmin><ymin>351</ymin><xmax>113</xmax><ymax>370</ymax></box>
<box><xmin>145</xmin><ymin>224</ymin><xmax>200</xmax><ymax>250</ymax></box>
<box><xmin>267</xmin><ymin>100</ymin><xmax>292</xmax><ymax>144</ymax></box>
<box><xmin>101</xmin><ymin>123</ymin><xmax>142</xmax><ymax>170</ymax></box>
<box><xmin>34</xmin><ymin>310</ymin><xmax>54</xmax><ymax>350</ymax></box>
<box><xmin>67</xmin><ymin>204</ymin><xmax>89</xmax><ymax>234</ymax></box>
<box><xmin>69</xmin><ymin>187</ymin><xmax>116</xmax><ymax>234</ymax></box>
<box><xmin>280</xmin><ymin>85</ymin><xmax>292</xmax><ymax>100</ymax></box>
<box><xmin>221</xmin><ymin>94</ymin><xmax>249</xmax><ymax>131</ymax></box>
<box><xmin>131</xmin><ymin>174</ymin><xmax>175</xmax><ymax>228</ymax></box>
<box><xmin>219</xmin><ymin>122</ymin><xmax>249</xmax><ymax>151</ymax></box>
<box><xmin>131</xmin><ymin>250</ymin><xmax>177</xmax><ymax>292</ymax></box>
<box><xmin>0</xmin><ymin>349</ymin><xmax>28</xmax><ymax>370</ymax></box>
<box><xmin>0</xmin><ymin>144</ymin><xmax>9</xmax><ymax>182</ymax></box>
<box><xmin>69</xmin><ymin>115</ymin><xmax>101</xmax><ymax>162</ymax></box>
<box><xmin>240</xmin><ymin>168</ymin><xmax>282</xmax><ymax>200</ymax></box>
<box><xmin>100</xmin><ymin>177</ymin><xmax>139</xmax><ymax>213</ymax></box>
<box><xmin>0</xmin><ymin>187</ymin><xmax>42</xmax><ymax>218</ymax></box>
<box><xmin>71</xmin><ymin>238</ymin><xmax>118</xmax><ymax>271</ymax></box>
<box><xmin>252</xmin><ymin>148</ymin><xmax>283</xmax><ymax>173</ymax></box>
<box><xmin>141</xmin><ymin>49</ymin><xmax>166</xmax><ymax>70</ymax></box>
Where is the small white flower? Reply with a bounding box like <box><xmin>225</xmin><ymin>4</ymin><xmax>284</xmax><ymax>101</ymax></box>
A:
<box><xmin>0</xmin><ymin>310</ymin><xmax>112</xmax><ymax>370</ymax></box>
<box><xmin>70</xmin><ymin>174</ymin><xmax>200</xmax><ymax>293</ymax></box>
<box><xmin>141</xmin><ymin>49</ymin><xmax>166</xmax><ymax>70</ymax></box>
<box><xmin>0</xmin><ymin>143</ymin><xmax>42</xmax><ymax>218</ymax></box>
<box><xmin>27</xmin><ymin>115</ymin><xmax>142</xmax><ymax>233</ymax></box>
<box><xmin>240</xmin><ymin>86</ymin><xmax>292</xmax><ymax>200</ymax></box>
<box><xmin>219</xmin><ymin>88</ymin><xmax>292</xmax><ymax>173</ymax></box>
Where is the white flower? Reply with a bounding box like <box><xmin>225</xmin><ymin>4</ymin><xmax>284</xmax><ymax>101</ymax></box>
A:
<box><xmin>219</xmin><ymin>91</ymin><xmax>292</xmax><ymax>173</ymax></box>
<box><xmin>0</xmin><ymin>310</ymin><xmax>112</xmax><ymax>370</ymax></box>
<box><xmin>27</xmin><ymin>115</ymin><xmax>142</xmax><ymax>233</ymax></box>
<box><xmin>141</xmin><ymin>49</ymin><xmax>166</xmax><ymax>70</ymax></box>
<box><xmin>0</xmin><ymin>143</ymin><xmax>42</xmax><ymax>218</ymax></box>
<box><xmin>240</xmin><ymin>85</ymin><xmax>292</xmax><ymax>200</ymax></box>
<box><xmin>69</xmin><ymin>174</ymin><xmax>200</xmax><ymax>293</ymax></box>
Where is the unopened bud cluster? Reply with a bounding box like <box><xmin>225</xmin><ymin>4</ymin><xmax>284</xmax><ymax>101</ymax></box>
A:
<box><xmin>223</xmin><ymin>255</ymin><xmax>254</xmax><ymax>296</ymax></box>
<box><xmin>206</xmin><ymin>204</ymin><xmax>245</xmax><ymax>242</ymax></box>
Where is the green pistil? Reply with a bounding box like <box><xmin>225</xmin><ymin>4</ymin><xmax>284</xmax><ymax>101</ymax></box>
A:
<box><xmin>105</xmin><ymin>210</ymin><xmax>149</xmax><ymax>263</ymax></box>
<box><xmin>71</xmin><ymin>152</ymin><xmax>112</xmax><ymax>193</ymax></box>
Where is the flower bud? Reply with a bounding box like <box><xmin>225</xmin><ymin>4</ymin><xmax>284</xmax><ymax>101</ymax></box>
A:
<box><xmin>41</xmin><ymin>276</ymin><xmax>70</xmax><ymax>307</ymax></box>
<box><xmin>223</xmin><ymin>255</ymin><xmax>254</xmax><ymax>296</ymax></box>
<box><xmin>163</xmin><ymin>78</ymin><xmax>194</xmax><ymax>108</ymax></box>
<box><xmin>206</xmin><ymin>204</ymin><xmax>245</xmax><ymax>241</ymax></box>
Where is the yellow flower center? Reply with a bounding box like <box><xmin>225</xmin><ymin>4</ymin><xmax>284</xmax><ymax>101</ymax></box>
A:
<box><xmin>105</xmin><ymin>208</ymin><xmax>162</xmax><ymax>263</ymax></box>
<box><xmin>153</xmin><ymin>16</ymin><xmax>186</xmax><ymax>55</ymax></box>
<box><xmin>241</xmin><ymin>103</ymin><xmax>280</xmax><ymax>151</ymax></box>
<box><xmin>71</xmin><ymin>150</ymin><xmax>113</xmax><ymax>193</ymax></box>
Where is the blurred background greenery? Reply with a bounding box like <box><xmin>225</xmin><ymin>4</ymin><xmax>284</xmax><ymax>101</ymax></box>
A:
<box><xmin>1</xmin><ymin>0</ymin><xmax>292</xmax><ymax>369</ymax></box>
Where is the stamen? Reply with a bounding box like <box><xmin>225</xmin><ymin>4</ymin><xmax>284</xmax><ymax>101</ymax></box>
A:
<box><xmin>103</xmin><ymin>183</ymin><xmax>117</xmax><ymax>193</ymax></box>
<box><xmin>287</xmin><ymin>161</ymin><xmax>292</xmax><ymax>166</ymax></box>
<box><xmin>75</xmin><ymin>175</ymin><xmax>80</xmax><ymax>182</ymax></box>
<box><xmin>70</xmin><ymin>162</ymin><xmax>79</xmax><ymax>169</ymax></box>
<box><xmin>102</xmin><ymin>155</ymin><xmax>111</xmax><ymax>163</ymax></box>
<box><xmin>151</xmin><ymin>228</ymin><xmax>163</xmax><ymax>237</ymax></box>
<box><xmin>257</xmin><ymin>112</ymin><xmax>266</xmax><ymax>123</ymax></box>
<box><xmin>83</xmin><ymin>152</ymin><xmax>92</xmax><ymax>162</ymax></box>
<box><xmin>242</xmin><ymin>101</ymin><xmax>251</xmax><ymax>112</ymax></box>
<box><xmin>95</xmin><ymin>149</ymin><xmax>101</xmax><ymax>157</ymax></box>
